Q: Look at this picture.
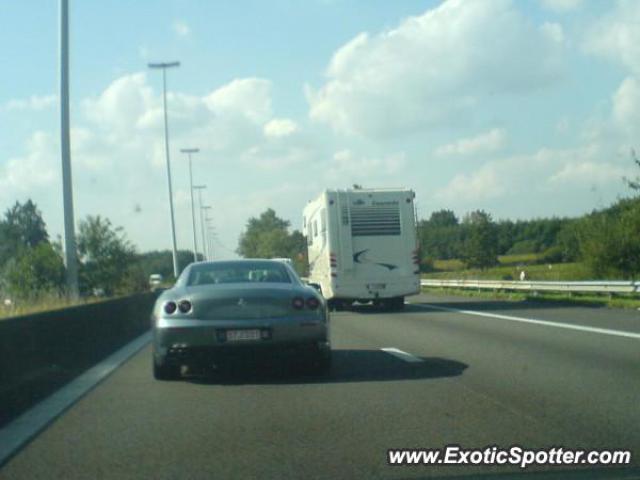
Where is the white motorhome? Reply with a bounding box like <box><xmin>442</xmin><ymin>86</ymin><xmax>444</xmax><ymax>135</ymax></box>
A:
<box><xmin>302</xmin><ymin>188</ymin><xmax>420</xmax><ymax>310</ymax></box>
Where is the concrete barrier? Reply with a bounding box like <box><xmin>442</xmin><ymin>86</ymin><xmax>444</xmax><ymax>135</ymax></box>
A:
<box><xmin>0</xmin><ymin>293</ymin><xmax>156</xmax><ymax>427</ymax></box>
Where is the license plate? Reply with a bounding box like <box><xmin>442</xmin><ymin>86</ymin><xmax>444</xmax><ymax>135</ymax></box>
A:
<box><xmin>226</xmin><ymin>329</ymin><xmax>261</xmax><ymax>341</ymax></box>
<box><xmin>368</xmin><ymin>283</ymin><xmax>386</xmax><ymax>291</ymax></box>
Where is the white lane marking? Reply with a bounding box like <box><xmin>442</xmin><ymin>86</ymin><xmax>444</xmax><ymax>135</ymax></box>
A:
<box><xmin>0</xmin><ymin>331</ymin><xmax>151</xmax><ymax>466</ymax></box>
<box><xmin>381</xmin><ymin>347</ymin><xmax>424</xmax><ymax>363</ymax></box>
<box><xmin>411</xmin><ymin>303</ymin><xmax>640</xmax><ymax>340</ymax></box>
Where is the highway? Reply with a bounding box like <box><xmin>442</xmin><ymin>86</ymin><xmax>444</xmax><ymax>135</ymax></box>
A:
<box><xmin>1</xmin><ymin>294</ymin><xmax>639</xmax><ymax>479</ymax></box>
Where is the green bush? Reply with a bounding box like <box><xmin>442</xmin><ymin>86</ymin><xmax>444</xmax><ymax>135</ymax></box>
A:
<box><xmin>3</xmin><ymin>243</ymin><xmax>65</xmax><ymax>300</ymax></box>
<box><xmin>420</xmin><ymin>257</ymin><xmax>436</xmax><ymax>273</ymax></box>
<box><xmin>539</xmin><ymin>246</ymin><xmax>564</xmax><ymax>264</ymax></box>
<box><xmin>507</xmin><ymin>240</ymin><xmax>539</xmax><ymax>255</ymax></box>
<box><xmin>578</xmin><ymin>202</ymin><xmax>640</xmax><ymax>279</ymax></box>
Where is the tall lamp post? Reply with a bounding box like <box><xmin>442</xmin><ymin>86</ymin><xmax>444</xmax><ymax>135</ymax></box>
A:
<box><xmin>59</xmin><ymin>0</ymin><xmax>79</xmax><ymax>298</ymax></box>
<box><xmin>193</xmin><ymin>185</ymin><xmax>207</xmax><ymax>261</ymax></box>
<box><xmin>201</xmin><ymin>205</ymin><xmax>212</xmax><ymax>260</ymax></box>
<box><xmin>148</xmin><ymin>61</ymin><xmax>180</xmax><ymax>278</ymax></box>
<box><xmin>180</xmin><ymin>148</ymin><xmax>200</xmax><ymax>262</ymax></box>
<box><xmin>205</xmin><ymin>219</ymin><xmax>216</xmax><ymax>261</ymax></box>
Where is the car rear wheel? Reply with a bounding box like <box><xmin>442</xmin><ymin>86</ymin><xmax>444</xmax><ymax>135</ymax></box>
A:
<box><xmin>153</xmin><ymin>357</ymin><xmax>180</xmax><ymax>380</ymax></box>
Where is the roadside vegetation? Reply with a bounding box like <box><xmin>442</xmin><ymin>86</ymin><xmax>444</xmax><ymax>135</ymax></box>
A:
<box><xmin>2</xmin><ymin>153</ymin><xmax>638</xmax><ymax>317</ymax></box>
<box><xmin>418</xmin><ymin>153</ymin><xmax>640</xmax><ymax>308</ymax></box>
<box><xmin>423</xmin><ymin>256</ymin><xmax>590</xmax><ymax>281</ymax></box>
<box><xmin>0</xmin><ymin>201</ymin><xmax>198</xmax><ymax>319</ymax></box>
<box><xmin>419</xmin><ymin>152</ymin><xmax>640</xmax><ymax>282</ymax></box>
<box><xmin>422</xmin><ymin>287</ymin><xmax>640</xmax><ymax>310</ymax></box>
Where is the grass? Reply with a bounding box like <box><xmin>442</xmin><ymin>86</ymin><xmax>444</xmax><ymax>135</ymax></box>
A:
<box><xmin>423</xmin><ymin>261</ymin><xmax>590</xmax><ymax>281</ymax></box>
<box><xmin>422</xmin><ymin>253</ymin><xmax>639</xmax><ymax>309</ymax></box>
<box><xmin>422</xmin><ymin>287</ymin><xmax>640</xmax><ymax>310</ymax></box>
<box><xmin>432</xmin><ymin>254</ymin><xmax>543</xmax><ymax>273</ymax></box>
<box><xmin>0</xmin><ymin>295</ymin><xmax>107</xmax><ymax>320</ymax></box>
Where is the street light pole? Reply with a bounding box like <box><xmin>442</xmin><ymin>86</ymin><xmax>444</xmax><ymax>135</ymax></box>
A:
<box><xmin>59</xmin><ymin>0</ymin><xmax>79</xmax><ymax>298</ymax></box>
<box><xmin>180</xmin><ymin>148</ymin><xmax>200</xmax><ymax>262</ymax></box>
<box><xmin>193</xmin><ymin>185</ymin><xmax>207</xmax><ymax>261</ymax></box>
<box><xmin>148</xmin><ymin>61</ymin><xmax>180</xmax><ymax>278</ymax></box>
<box><xmin>202</xmin><ymin>206</ymin><xmax>212</xmax><ymax>260</ymax></box>
<box><xmin>205</xmin><ymin>219</ymin><xmax>215</xmax><ymax>261</ymax></box>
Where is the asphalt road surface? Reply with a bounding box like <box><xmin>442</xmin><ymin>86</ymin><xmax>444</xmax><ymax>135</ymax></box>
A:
<box><xmin>1</xmin><ymin>294</ymin><xmax>639</xmax><ymax>479</ymax></box>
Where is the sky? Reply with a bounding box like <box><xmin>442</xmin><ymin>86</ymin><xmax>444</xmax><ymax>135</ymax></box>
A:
<box><xmin>1</xmin><ymin>0</ymin><xmax>639</xmax><ymax>258</ymax></box>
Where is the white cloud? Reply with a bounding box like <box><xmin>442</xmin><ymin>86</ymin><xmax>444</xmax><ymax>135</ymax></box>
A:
<box><xmin>539</xmin><ymin>0</ymin><xmax>583</xmax><ymax>12</ymax></box>
<box><xmin>435</xmin><ymin>128</ymin><xmax>506</xmax><ymax>157</ymax></box>
<box><xmin>433</xmin><ymin>145</ymin><xmax>628</xmax><ymax>206</ymax></box>
<box><xmin>3</xmin><ymin>94</ymin><xmax>57</xmax><ymax>112</ymax></box>
<box><xmin>540</xmin><ymin>22</ymin><xmax>565</xmax><ymax>44</ymax></box>
<box><xmin>204</xmin><ymin>78</ymin><xmax>272</xmax><ymax>124</ymax></box>
<box><xmin>549</xmin><ymin>161</ymin><xmax>629</xmax><ymax>185</ymax></box>
<box><xmin>324</xmin><ymin>150</ymin><xmax>406</xmax><ymax>183</ymax></box>
<box><xmin>263</xmin><ymin>118</ymin><xmax>299</xmax><ymax>138</ymax></box>
<box><xmin>172</xmin><ymin>20</ymin><xmax>191</xmax><ymax>37</ymax></box>
<box><xmin>0</xmin><ymin>73</ymin><xmax>311</xmax><ymax>255</ymax></box>
<box><xmin>584</xmin><ymin>1</ymin><xmax>640</xmax><ymax>75</ymax></box>
<box><xmin>83</xmin><ymin>73</ymin><xmax>155</xmax><ymax>135</ymax></box>
<box><xmin>612</xmin><ymin>76</ymin><xmax>640</xmax><ymax>129</ymax></box>
<box><xmin>0</xmin><ymin>132</ymin><xmax>58</xmax><ymax>193</ymax></box>
<box><xmin>307</xmin><ymin>0</ymin><xmax>565</xmax><ymax>137</ymax></box>
<box><xmin>435</xmin><ymin>168</ymin><xmax>505</xmax><ymax>203</ymax></box>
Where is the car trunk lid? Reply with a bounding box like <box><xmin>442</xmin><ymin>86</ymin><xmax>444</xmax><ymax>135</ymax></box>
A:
<box><xmin>186</xmin><ymin>284</ymin><xmax>299</xmax><ymax>320</ymax></box>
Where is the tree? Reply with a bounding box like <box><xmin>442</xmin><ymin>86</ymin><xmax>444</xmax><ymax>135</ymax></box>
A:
<box><xmin>77</xmin><ymin>215</ymin><xmax>138</xmax><ymax>295</ymax></box>
<box><xmin>0</xmin><ymin>200</ymin><xmax>49</xmax><ymax>267</ymax></box>
<box><xmin>237</xmin><ymin>209</ymin><xmax>290</xmax><ymax>258</ymax></box>
<box><xmin>577</xmin><ymin>199</ymin><xmax>640</xmax><ymax>279</ymax></box>
<box><xmin>3</xmin><ymin>243</ymin><xmax>65</xmax><ymax>299</ymax></box>
<box><xmin>427</xmin><ymin>209</ymin><xmax>458</xmax><ymax>228</ymax></box>
<box><xmin>236</xmin><ymin>209</ymin><xmax>307</xmax><ymax>274</ymax></box>
<box><xmin>624</xmin><ymin>148</ymin><xmax>640</xmax><ymax>192</ymax></box>
<box><xmin>137</xmin><ymin>250</ymin><xmax>199</xmax><ymax>280</ymax></box>
<box><xmin>462</xmin><ymin>210</ymin><xmax>499</xmax><ymax>269</ymax></box>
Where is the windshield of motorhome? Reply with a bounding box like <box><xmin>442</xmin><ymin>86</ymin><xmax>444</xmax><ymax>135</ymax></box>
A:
<box><xmin>0</xmin><ymin>1</ymin><xmax>638</xmax><ymax>478</ymax></box>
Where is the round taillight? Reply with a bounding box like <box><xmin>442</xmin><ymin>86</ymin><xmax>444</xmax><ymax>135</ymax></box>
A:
<box><xmin>178</xmin><ymin>300</ymin><xmax>192</xmax><ymax>313</ymax></box>
<box><xmin>164</xmin><ymin>301</ymin><xmax>177</xmax><ymax>314</ymax></box>
<box><xmin>306</xmin><ymin>297</ymin><xmax>320</xmax><ymax>310</ymax></box>
<box><xmin>292</xmin><ymin>297</ymin><xmax>304</xmax><ymax>310</ymax></box>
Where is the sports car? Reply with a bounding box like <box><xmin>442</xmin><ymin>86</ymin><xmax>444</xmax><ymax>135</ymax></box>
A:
<box><xmin>151</xmin><ymin>259</ymin><xmax>331</xmax><ymax>380</ymax></box>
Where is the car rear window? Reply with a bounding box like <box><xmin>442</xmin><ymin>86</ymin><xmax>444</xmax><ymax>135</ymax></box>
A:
<box><xmin>187</xmin><ymin>262</ymin><xmax>292</xmax><ymax>286</ymax></box>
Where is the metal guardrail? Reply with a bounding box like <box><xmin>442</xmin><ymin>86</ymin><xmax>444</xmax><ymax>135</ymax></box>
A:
<box><xmin>420</xmin><ymin>279</ymin><xmax>640</xmax><ymax>294</ymax></box>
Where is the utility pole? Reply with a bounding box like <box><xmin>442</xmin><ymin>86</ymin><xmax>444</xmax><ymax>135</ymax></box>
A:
<box><xmin>59</xmin><ymin>0</ymin><xmax>79</xmax><ymax>298</ymax></box>
<box><xmin>180</xmin><ymin>148</ymin><xmax>200</xmax><ymax>262</ymax></box>
<box><xmin>148</xmin><ymin>61</ymin><xmax>180</xmax><ymax>277</ymax></box>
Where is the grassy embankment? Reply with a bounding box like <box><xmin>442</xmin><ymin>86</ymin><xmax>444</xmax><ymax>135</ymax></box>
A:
<box><xmin>1</xmin><ymin>295</ymin><xmax>107</xmax><ymax>320</ymax></box>
<box><xmin>421</xmin><ymin>254</ymin><xmax>640</xmax><ymax>309</ymax></box>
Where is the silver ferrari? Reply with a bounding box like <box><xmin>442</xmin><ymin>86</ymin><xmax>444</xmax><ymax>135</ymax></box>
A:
<box><xmin>151</xmin><ymin>259</ymin><xmax>331</xmax><ymax>380</ymax></box>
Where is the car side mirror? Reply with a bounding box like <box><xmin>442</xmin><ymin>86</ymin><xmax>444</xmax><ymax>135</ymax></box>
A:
<box><xmin>307</xmin><ymin>282</ymin><xmax>322</xmax><ymax>293</ymax></box>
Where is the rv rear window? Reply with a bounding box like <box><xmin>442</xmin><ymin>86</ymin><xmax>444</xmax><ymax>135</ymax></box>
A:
<box><xmin>350</xmin><ymin>205</ymin><xmax>401</xmax><ymax>236</ymax></box>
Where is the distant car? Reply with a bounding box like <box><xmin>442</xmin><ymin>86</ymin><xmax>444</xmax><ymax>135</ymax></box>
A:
<box><xmin>151</xmin><ymin>259</ymin><xmax>331</xmax><ymax>380</ymax></box>
<box><xmin>149</xmin><ymin>274</ymin><xmax>163</xmax><ymax>291</ymax></box>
